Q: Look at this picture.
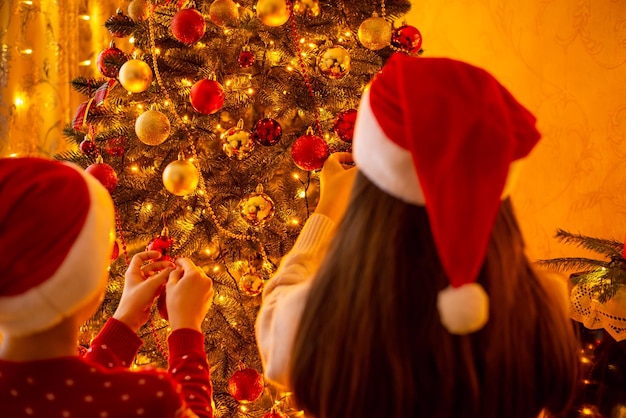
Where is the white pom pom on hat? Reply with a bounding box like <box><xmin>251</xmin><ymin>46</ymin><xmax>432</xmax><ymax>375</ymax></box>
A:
<box><xmin>352</xmin><ymin>54</ymin><xmax>541</xmax><ymax>334</ymax></box>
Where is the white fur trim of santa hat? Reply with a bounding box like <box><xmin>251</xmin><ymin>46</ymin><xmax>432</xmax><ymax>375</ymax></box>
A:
<box><xmin>0</xmin><ymin>161</ymin><xmax>115</xmax><ymax>337</ymax></box>
<box><xmin>352</xmin><ymin>54</ymin><xmax>541</xmax><ymax>335</ymax></box>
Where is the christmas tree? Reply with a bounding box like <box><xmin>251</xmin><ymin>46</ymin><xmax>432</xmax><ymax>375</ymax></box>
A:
<box><xmin>57</xmin><ymin>0</ymin><xmax>416</xmax><ymax>416</ymax></box>
<box><xmin>538</xmin><ymin>230</ymin><xmax>626</xmax><ymax>418</ymax></box>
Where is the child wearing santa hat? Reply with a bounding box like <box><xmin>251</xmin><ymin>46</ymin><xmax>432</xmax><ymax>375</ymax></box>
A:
<box><xmin>256</xmin><ymin>53</ymin><xmax>580</xmax><ymax>418</ymax></box>
<box><xmin>0</xmin><ymin>157</ymin><xmax>215</xmax><ymax>418</ymax></box>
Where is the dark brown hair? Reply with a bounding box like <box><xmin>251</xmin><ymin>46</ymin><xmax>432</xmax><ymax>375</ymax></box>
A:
<box><xmin>290</xmin><ymin>172</ymin><xmax>579</xmax><ymax>418</ymax></box>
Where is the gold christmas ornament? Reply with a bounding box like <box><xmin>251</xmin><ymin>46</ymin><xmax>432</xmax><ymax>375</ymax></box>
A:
<box><xmin>135</xmin><ymin>109</ymin><xmax>171</xmax><ymax>145</ymax></box>
<box><xmin>293</xmin><ymin>0</ymin><xmax>320</xmax><ymax>17</ymax></box>
<box><xmin>240</xmin><ymin>184</ymin><xmax>275</xmax><ymax>227</ymax></box>
<box><xmin>162</xmin><ymin>153</ymin><xmax>200</xmax><ymax>196</ymax></box>
<box><xmin>239</xmin><ymin>271</ymin><xmax>264</xmax><ymax>296</ymax></box>
<box><xmin>222</xmin><ymin>119</ymin><xmax>255</xmax><ymax>160</ymax></box>
<box><xmin>256</xmin><ymin>0</ymin><xmax>290</xmax><ymax>27</ymax></box>
<box><xmin>128</xmin><ymin>0</ymin><xmax>149</xmax><ymax>21</ymax></box>
<box><xmin>119</xmin><ymin>59</ymin><xmax>153</xmax><ymax>93</ymax></box>
<box><xmin>357</xmin><ymin>13</ymin><xmax>392</xmax><ymax>51</ymax></box>
<box><xmin>317</xmin><ymin>45</ymin><xmax>351</xmax><ymax>79</ymax></box>
<box><xmin>209</xmin><ymin>0</ymin><xmax>240</xmax><ymax>27</ymax></box>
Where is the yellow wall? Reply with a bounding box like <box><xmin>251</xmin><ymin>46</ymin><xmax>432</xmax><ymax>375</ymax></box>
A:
<box><xmin>406</xmin><ymin>0</ymin><xmax>626</xmax><ymax>260</ymax></box>
<box><xmin>0</xmin><ymin>0</ymin><xmax>119</xmax><ymax>157</ymax></box>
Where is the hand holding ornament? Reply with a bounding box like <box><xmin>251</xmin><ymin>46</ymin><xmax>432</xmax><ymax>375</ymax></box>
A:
<box><xmin>113</xmin><ymin>250</ymin><xmax>175</xmax><ymax>333</ymax></box>
<box><xmin>166</xmin><ymin>258</ymin><xmax>214</xmax><ymax>332</ymax></box>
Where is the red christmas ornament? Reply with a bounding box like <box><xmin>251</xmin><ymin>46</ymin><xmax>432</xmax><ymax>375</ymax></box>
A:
<box><xmin>391</xmin><ymin>25</ymin><xmax>423</xmax><ymax>54</ymax></box>
<box><xmin>333</xmin><ymin>109</ymin><xmax>357</xmax><ymax>142</ymax></box>
<box><xmin>252</xmin><ymin>118</ymin><xmax>282</xmax><ymax>146</ymax></box>
<box><xmin>263</xmin><ymin>410</ymin><xmax>288</xmax><ymax>418</ymax></box>
<box><xmin>190</xmin><ymin>79</ymin><xmax>225</xmax><ymax>115</ymax></box>
<box><xmin>147</xmin><ymin>222</ymin><xmax>174</xmax><ymax>320</ymax></box>
<box><xmin>291</xmin><ymin>131</ymin><xmax>329</xmax><ymax>171</ymax></box>
<box><xmin>111</xmin><ymin>241</ymin><xmax>120</xmax><ymax>261</ymax></box>
<box><xmin>79</xmin><ymin>137</ymin><xmax>97</xmax><ymax>156</ymax></box>
<box><xmin>96</xmin><ymin>41</ymin><xmax>128</xmax><ymax>78</ymax></box>
<box><xmin>237</xmin><ymin>48</ymin><xmax>255</xmax><ymax>68</ymax></box>
<box><xmin>147</xmin><ymin>227</ymin><xmax>174</xmax><ymax>262</ymax></box>
<box><xmin>86</xmin><ymin>157</ymin><xmax>118</xmax><ymax>193</ymax></box>
<box><xmin>171</xmin><ymin>8</ymin><xmax>206</xmax><ymax>44</ymax></box>
<box><xmin>106</xmin><ymin>9</ymin><xmax>134</xmax><ymax>38</ymax></box>
<box><xmin>228</xmin><ymin>368</ymin><xmax>264</xmax><ymax>403</ymax></box>
<box><xmin>105</xmin><ymin>137</ymin><xmax>126</xmax><ymax>156</ymax></box>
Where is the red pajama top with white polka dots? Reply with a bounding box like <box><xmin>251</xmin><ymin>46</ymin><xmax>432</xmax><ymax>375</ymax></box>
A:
<box><xmin>0</xmin><ymin>318</ymin><xmax>214</xmax><ymax>418</ymax></box>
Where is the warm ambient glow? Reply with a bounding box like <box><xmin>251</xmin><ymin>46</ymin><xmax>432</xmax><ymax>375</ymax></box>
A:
<box><xmin>20</xmin><ymin>48</ymin><xmax>33</xmax><ymax>55</ymax></box>
<box><xmin>129</xmin><ymin>36</ymin><xmax>135</xmax><ymax>44</ymax></box>
<box><xmin>14</xmin><ymin>95</ymin><xmax>24</xmax><ymax>107</ymax></box>
<box><xmin>79</xmin><ymin>14</ymin><xmax>90</xmax><ymax>21</ymax></box>
<box><xmin>79</xmin><ymin>60</ymin><xmax>92</xmax><ymax>66</ymax></box>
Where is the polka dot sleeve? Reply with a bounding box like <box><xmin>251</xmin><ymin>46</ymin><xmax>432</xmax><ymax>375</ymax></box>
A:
<box><xmin>168</xmin><ymin>329</ymin><xmax>213</xmax><ymax>418</ymax></box>
<box><xmin>84</xmin><ymin>318</ymin><xmax>142</xmax><ymax>369</ymax></box>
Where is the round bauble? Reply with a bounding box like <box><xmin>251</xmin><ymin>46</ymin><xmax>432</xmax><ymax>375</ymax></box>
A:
<box><xmin>135</xmin><ymin>110</ymin><xmax>171</xmax><ymax>146</ymax></box>
<box><xmin>291</xmin><ymin>133</ymin><xmax>329</xmax><ymax>171</ymax></box>
<box><xmin>86</xmin><ymin>158</ymin><xmax>118</xmax><ymax>193</ymax></box>
<box><xmin>228</xmin><ymin>368</ymin><xmax>264</xmax><ymax>403</ymax></box>
<box><xmin>239</xmin><ymin>271</ymin><xmax>264</xmax><ymax>296</ymax></box>
<box><xmin>128</xmin><ymin>0</ymin><xmax>149</xmax><ymax>21</ymax></box>
<box><xmin>190</xmin><ymin>79</ymin><xmax>225</xmax><ymax>115</ymax></box>
<box><xmin>209</xmin><ymin>0</ymin><xmax>240</xmax><ymax>27</ymax></box>
<box><xmin>358</xmin><ymin>14</ymin><xmax>391</xmax><ymax>51</ymax></box>
<box><xmin>96</xmin><ymin>42</ymin><xmax>128</xmax><ymax>79</ymax></box>
<box><xmin>391</xmin><ymin>24</ymin><xmax>423</xmax><ymax>54</ymax></box>
<box><xmin>240</xmin><ymin>186</ymin><xmax>275</xmax><ymax>227</ymax></box>
<box><xmin>171</xmin><ymin>8</ymin><xmax>206</xmax><ymax>44</ymax></box>
<box><xmin>119</xmin><ymin>59</ymin><xmax>153</xmax><ymax>93</ymax></box>
<box><xmin>237</xmin><ymin>48</ymin><xmax>256</xmax><ymax>68</ymax></box>
<box><xmin>251</xmin><ymin>118</ymin><xmax>282</xmax><ymax>146</ymax></box>
<box><xmin>256</xmin><ymin>0</ymin><xmax>290</xmax><ymax>27</ymax></box>
<box><xmin>147</xmin><ymin>233</ymin><xmax>173</xmax><ymax>261</ymax></box>
<box><xmin>222</xmin><ymin>121</ymin><xmax>255</xmax><ymax>159</ymax></box>
<box><xmin>105</xmin><ymin>137</ymin><xmax>126</xmax><ymax>156</ymax></box>
<box><xmin>293</xmin><ymin>0</ymin><xmax>320</xmax><ymax>17</ymax></box>
<box><xmin>333</xmin><ymin>109</ymin><xmax>357</xmax><ymax>142</ymax></box>
<box><xmin>79</xmin><ymin>137</ymin><xmax>97</xmax><ymax>156</ymax></box>
<box><xmin>162</xmin><ymin>157</ymin><xmax>200</xmax><ymax>196</ymax></box>
<box><xmin>317</xmin><ymin>45</ymin><xmax>350</xmax><ymax>79</ymax></box>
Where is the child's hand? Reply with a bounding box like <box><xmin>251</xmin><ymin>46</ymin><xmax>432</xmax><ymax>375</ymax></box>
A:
<box><xmin>166</xmin><ymin>258</ymin><xmax>214</xmax><ymax>331</ymax></box>
<box><xmin>314</xmin><ymin>152</ymin><xmax>357</xmax><ymax>223</ymax></box>
<box><xmin>113</xmin><ymin>250</ymin><xmax>174</xmax><ymax>333</ymax></box>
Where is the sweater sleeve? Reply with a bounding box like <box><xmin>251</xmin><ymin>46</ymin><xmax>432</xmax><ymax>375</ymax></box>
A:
<box><xmin>84</xmin><ymin>317</ymin><xmax>142</xmax><ymax>369</ymax></box>
<box><xmin>168</xmin><ymin>328</ymin><xmax>214</xmax><ymax>418</ymax></box>
<box><xmin>255</xmin><ymin>214</ymin><xmax>336</xmax><ymax>389</ymax></box>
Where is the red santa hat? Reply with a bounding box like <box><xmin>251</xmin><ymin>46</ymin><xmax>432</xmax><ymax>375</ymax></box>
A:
<box><xmin>353</xmin><ymin>53</ymin><xmax>541</xmax><ymax>334</ymax></box>
<box><xmin>0</xmin><ymin>157</ymin><xmax>115</xmax><ymax>337</ymax></box>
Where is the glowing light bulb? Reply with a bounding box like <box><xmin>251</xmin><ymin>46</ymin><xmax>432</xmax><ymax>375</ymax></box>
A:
<box><xmin>79</xmin><ymin>14</ymin><xmax>90</xmax><ymax>20</ymax></box>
